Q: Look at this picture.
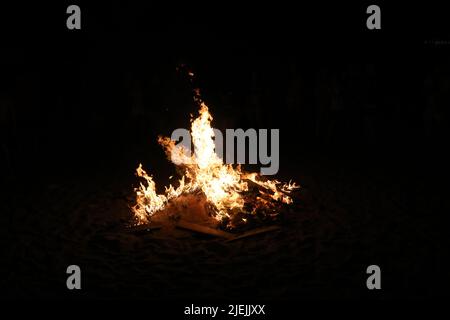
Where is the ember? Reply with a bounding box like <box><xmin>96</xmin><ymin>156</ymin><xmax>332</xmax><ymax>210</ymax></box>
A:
<box><xmin>132</xmin><ymin>86</ymin><xmax>299</xmax><ymax>229</ymax></box>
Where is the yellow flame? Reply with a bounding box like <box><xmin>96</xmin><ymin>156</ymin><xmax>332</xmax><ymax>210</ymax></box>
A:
<box><xmin>132</xmin><ymin>97</ymin><xmax>299</xmax><ymax>226</ymax></box>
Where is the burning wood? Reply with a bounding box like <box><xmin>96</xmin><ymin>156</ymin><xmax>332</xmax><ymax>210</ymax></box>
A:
<box><xmin>132</xmin><ymin>84</ymin><xmax>300</xmax><ymax>229</ymax></box>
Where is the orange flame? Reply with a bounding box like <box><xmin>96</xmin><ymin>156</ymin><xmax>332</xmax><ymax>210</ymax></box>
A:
<box><xmin>133</xmin><ymin>96</ymin><xmax>299</xmax><ymax>227</ymax></box>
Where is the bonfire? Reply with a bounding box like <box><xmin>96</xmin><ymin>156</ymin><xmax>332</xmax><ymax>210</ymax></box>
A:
<box><xmin>132</xmin><ymin>84</ymin><xmax>299</xmax><ymax>230</ymax></box>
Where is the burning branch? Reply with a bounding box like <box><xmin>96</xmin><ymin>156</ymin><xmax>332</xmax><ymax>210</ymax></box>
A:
<box><xmin>132</xmin><ymin>86</ymin><xmax>299</xmax><ymax>229</ymax></box>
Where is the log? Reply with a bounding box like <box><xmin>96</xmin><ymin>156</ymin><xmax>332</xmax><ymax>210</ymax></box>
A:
<box><xmin>226</xmin><ymin>225</ymin><xmax>281</xmax><ymax>242</ymax></box>
<box><xmin>176</xmin><ymin>220</ymin><xmax>234</xmax><ymax>239</ymax></box>
<box><xmin>243</xmin><ymin>179</ymin><xmax>295</xmax><ymax>200</ymax></box>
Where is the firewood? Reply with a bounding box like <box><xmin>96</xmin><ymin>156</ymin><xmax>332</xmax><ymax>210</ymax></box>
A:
<box><xmin>226</xmin><ymin>225</ymin><xmax>280</xmax><ymax>242</ymax></box>
<box><xmin>244</xmin><ymin>179</ymin><xmax>271</xmax><ymax>193</ymax></box>
<box><xmin>244</xmin><ymin>179</ymin><xmax>294</xmax><ymax>200</ymax></box>
<box><xmin>176</xmin><ymin>220</ymin><xmax>234</xmax><ymax>239</ymax></box>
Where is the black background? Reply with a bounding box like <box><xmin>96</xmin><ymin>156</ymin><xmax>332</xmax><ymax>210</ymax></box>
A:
<box><xmin>1</xmin><ymin>1</ymin><xmax>449</xmax><ymax>306</ymax></box>
<box><xmin>1</xmin><ymin>2</ymin><xmax>449</xmax><ymax>179</ymax></box>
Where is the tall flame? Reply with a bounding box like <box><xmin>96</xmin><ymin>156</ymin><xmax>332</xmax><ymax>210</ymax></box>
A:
<box><xmin>133</xmin><ymin>95</ymin><xmax>299</xmax><ymax>227</ymax></box>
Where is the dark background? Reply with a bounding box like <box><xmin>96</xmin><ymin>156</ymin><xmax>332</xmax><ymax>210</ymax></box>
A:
<box><xmin>0</xmin><ymin>2</ymin><xmax>449</xmax><ymax>302</ymax></box>
<box><xmin>1</xmin><ymin>2</ymin><xmax>449</xmax><ymax>179</ymax></box>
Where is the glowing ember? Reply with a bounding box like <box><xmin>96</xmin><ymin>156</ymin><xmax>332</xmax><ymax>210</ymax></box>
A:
<box><xmin>132</xmin><ymin>90</ymin><xmax>299</xmax><ymax>228</ymax></box>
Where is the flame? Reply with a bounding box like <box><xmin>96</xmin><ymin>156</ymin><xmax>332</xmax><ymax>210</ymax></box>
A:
<box><xmin>132</xmin><ymin>95</ymin><xmax>299</xmax><ymax>227</ymax></box>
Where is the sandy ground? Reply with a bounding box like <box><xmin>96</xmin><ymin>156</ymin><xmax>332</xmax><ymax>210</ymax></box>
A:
<box><xmin>1</xmin><ymin>156</ymin><xmax>446</xmax><ymax>300</ymax></box>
